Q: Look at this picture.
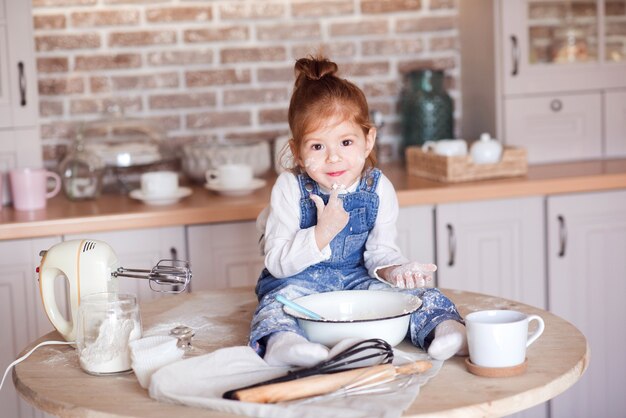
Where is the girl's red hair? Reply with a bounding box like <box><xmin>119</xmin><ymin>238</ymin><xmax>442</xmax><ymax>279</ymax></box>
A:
<box><xmin>286</xmin><ymin>56</ymin><xmax>376</xmax><ymax>173</ymax></box>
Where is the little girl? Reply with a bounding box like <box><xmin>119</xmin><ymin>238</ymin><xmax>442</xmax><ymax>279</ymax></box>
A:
<box><xmin>249</xmin><ymin>56</ymin><xmax>467</xmax><ymax>367</ymax></box>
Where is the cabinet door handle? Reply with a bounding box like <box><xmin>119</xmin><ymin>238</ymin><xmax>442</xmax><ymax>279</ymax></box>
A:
<box><xmin>510</xmin><ymin>35</ymin><xmax>519</xmax><ymax>76</ymax></box>
<box><xmin>447</xmin><ymin>223</ymin><xmax>456</xmax><ymax>266</ymax></box>
<box><xmin>550</xmin><ymin>99</ymin><xmax>563</xmax><ymax>112</ymax></box>
<box><xmin>557</xmin><ymin>215</ymin><xmax>567</xmax><ymax>257</ymax></box>
<box><xmin>18</xmin><ymin>62</ymin><xmax>26</xmax><ymax>106</ymax></box>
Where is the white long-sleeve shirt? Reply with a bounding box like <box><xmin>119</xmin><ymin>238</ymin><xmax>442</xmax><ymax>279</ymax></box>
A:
<box><xmin>256</xmin><ymin>171</ymin><xmax>408</xmax><ymax>279</ymax></box>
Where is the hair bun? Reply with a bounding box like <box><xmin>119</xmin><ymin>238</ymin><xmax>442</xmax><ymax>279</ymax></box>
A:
<box><xmin>294</xmin><ymin>56</ymin><xmax>338</xmax><ymax>87</ymax></box>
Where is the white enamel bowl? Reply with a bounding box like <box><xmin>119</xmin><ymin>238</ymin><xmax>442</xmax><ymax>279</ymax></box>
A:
<box><xmin>283</xmin><ymin>290</ymin><xmax>422</xmax><ymax>347</ymax></box>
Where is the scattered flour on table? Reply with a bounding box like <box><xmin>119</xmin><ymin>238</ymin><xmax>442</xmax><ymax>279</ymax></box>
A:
<box><xmin>143</xmin><ymin>295</ymin><xmax>251</xmax><ymax>347</ymax></box>
<box><xmin>42</xmin><ymin>347</ymin><xmax>77</xmax><ymax>367</ymax></box>
<box><xmin>457</xmin><ymin>294</ymin><xmax>520</xmax><ymax>315</ymax></box>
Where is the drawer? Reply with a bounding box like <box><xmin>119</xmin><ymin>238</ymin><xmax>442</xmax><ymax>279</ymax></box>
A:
<box><xmin>503</xmin><ymin>93</ymin><xmax>602</xmax><ymax>164</ymax></box>
<box><xmin>605</xmin><ymin>89</ymin><xmax>626</xmax><ymax>158</ymax></box>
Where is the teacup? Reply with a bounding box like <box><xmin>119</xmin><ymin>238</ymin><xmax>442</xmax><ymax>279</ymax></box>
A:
<box><xmin>422</xmin><ymin>139</ymin><xmax>468</xmax><ymax>157</ymax></box>
<box><xmin>206</xmin><ymin>164</ymin><xmax>253</xmax><ymax>189</ymax></box>
<box><xmin>9</xmin><ymin>168</ymin><xmax>62</xmax><ymax>211</ymax></box>
<box><xmin>465</xmin><ymin>309</ymin><xmax>545</xmax><ymax>368</ymax></box>
<box><xmin>140</xmin><ymin>171</ymin><xmax>178</xmax><ymax>197</ymax></box>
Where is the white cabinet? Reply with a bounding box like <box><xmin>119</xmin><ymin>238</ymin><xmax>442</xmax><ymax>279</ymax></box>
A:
<box><xmin>187</xmin><ymin>222</ymin><xmax>265</xmax><ymax>291</ymax></box>
<box><xmin>498</xmin><ymin>0</ymin><xmax>625</xmax><ymax>96</ymax></box>
<box><xmin>547</xmin><ymin>189</ymin><xmax>626</xmax><ymax>418</ymax></box>
<box><xmin>435</xmin><ymin>196</ymin><xmax>546</xmax><ymax>308</ymax></box>
<box><xmin>0</xmin><ymin>0</ymin><xmax>42</xmax><ymax>205</ymax></box>
<box><xmin>397</xmin><ymin>205</ymin><xmax>435</xmax><ymax>264</ymax></box>
<box><xmin>504</xmin><ymin>92</ymin><xmax>603</xmax><ymax>164</ymax></box>
<box><xmin>0</xmin><ymin>0</ymin><xmax>39</xmax><ymax>129</ymax></box>
<box><xmin>605</xmin><ymin>89</ymin><xmax>626</xmax><ymax>157</ymax></box>
<box><xmin>460</xmin><ymin>0</ymin><xmax>626</xmax><ymax>163</ymax></box>
<box><xmin>435</xmin><ymin>196</ymin><xmax>547</xmax><ymax>418</ymax></box>
<box><xmin>0</xmin><ymin>236</ymin><xmax>61</xmax><ymax>418</ymax></box>
<box><xmin>64</xmin><ymin>227</ymin><xmax>187</xmax><ymax>302</ymax></box>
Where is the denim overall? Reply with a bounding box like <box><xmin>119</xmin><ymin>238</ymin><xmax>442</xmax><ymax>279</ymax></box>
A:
<box><xmin>249</xmin><ymin>169</ymin><xmax>462</xmax><ymax>356</ymax></box>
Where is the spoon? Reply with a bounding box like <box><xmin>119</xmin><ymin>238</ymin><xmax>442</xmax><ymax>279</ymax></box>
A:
<box><xmin>275</xmin><ymin>295</ymin><xmax>325</xmax><ymax>320</ymax></box>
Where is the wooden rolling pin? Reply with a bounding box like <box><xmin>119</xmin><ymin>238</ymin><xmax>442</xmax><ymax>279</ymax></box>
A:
<box><xmin>230</xmin><ymin>360</ymin><xmax>432</xmax><ymax>403</ymax></box>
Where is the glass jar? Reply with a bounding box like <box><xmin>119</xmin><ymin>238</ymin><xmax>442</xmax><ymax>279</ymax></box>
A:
<box><xmin>59</xmin><ymin>133</ymin><xmax>105</xmax><ymax>200</ymax></box>
<box><xmin>76</xmin><ymin>293</ymin><xmax>142</xmax><ymax>375</ymax></box>
<box><xmin>400</xmin><ymin>69</ymin><xmax>454</xmax><ymax>151</ymax></box>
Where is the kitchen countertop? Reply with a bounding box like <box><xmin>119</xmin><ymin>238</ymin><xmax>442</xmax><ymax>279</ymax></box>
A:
<box><xmin>13</xmin><ymin>288</ymin><xmax>588</xmax><ymax>418</ymax></box>
<box><xmin>2</xmin><ymin>158</ymin><xmax>626</xmax><ymax>241</ymax></box>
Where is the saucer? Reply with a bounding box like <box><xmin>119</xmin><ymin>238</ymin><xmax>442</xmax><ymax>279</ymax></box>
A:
<box><xmin>129</xmin><ymin>187</ymin><xmax>192</xmax><ymax>205</ymax></box>
<box><xmin>204</xmin><ymin>178</ymin><xmax>266</xmax><ymax>197</ymax></box>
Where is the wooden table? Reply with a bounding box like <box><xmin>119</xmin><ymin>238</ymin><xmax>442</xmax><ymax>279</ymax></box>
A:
<box><xmin>13</xmin><ymin>288</ymin><xmax>588</xmax><ymax>418</ymax></box>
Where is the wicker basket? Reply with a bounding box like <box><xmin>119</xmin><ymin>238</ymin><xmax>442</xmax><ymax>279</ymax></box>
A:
<box><xmin>405</xmin><ymin>146</ymin><xmax>528</xmax><ymax>183</ymax></box>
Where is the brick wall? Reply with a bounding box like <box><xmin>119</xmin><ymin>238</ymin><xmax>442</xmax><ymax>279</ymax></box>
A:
<box><xmin>32</xmin><ymin>0</ymin><xmax>461</xmax><ymax>166</ymax></box>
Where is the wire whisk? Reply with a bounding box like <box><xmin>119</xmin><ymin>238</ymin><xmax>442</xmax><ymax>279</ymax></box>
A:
<box><xmin>223</xmin><ymin>338</ymin><xmax>393</xmax><ymax>400</ymax></box>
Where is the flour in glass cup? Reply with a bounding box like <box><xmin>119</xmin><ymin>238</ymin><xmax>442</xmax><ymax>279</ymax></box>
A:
<box><xmin>77</xmin><ymin>293</ymin><xmax>142</xmax><ymax>375</ymax></box>
<box><xmin>79</xmin><ymin>316</ymin><xmax>141</xmax><ymax>374</ymax></box>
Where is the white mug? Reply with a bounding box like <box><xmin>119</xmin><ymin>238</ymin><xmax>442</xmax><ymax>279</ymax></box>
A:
<box><xmin>465</xmin><ymin>309</ymin><xmax>545</xmax><ymax>368</ymax></box>
<box><xmin>140</xmin><ymin>171</ymin><xmax>178</xmax><ymax>197</ymax></box>
<box><xmin>421</xmin><ymin>139</ymin><xmax>468</xmax><ymax>157</ymax></box>
<box><xmin>206</xmin><ymin>163</ymin><xmax>253</xmax><ymax>189</ymax></box>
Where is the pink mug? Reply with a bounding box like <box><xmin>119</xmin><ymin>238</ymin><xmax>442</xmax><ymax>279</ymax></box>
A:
<box><xmin>9</xmin><ymin>168</ymin><xmax>61</xmax><ymax>211</ymax></box>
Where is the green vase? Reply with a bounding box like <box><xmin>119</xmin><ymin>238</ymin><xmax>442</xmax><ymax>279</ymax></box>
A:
<box><xmin>401</xmin><ymin>69</ymin><xmax>454</xmax><ymax>150</ymax></box>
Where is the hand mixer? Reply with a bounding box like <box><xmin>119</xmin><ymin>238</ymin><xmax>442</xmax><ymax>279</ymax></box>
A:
<box><xmin>38</xmin><ymin>239</ymin><xmax>192</xmax><ymax>341</ymax></box>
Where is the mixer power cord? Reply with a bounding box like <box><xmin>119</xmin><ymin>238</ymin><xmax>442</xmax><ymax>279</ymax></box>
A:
<box><xmin>0</xmin><ymin>340</ymin><xmax>74</xmax><ymax>392</ymax></box>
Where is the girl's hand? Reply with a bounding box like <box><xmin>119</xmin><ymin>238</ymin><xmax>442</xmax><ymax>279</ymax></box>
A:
<box><xmin>378</xmin><ymin>262</ymin><xmax>437</xmax><ymax>288</ymax></box>
<box><xmin>311</xmin><ymin>187</ymin><xmax>349</xmax><ymax>250</ymax></box>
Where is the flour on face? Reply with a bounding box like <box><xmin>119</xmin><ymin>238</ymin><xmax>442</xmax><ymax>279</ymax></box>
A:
<box><xmin>304</xmin><ymin>157</ymin><xmax>322</xmax><ymax>172</ymax></box>
<box><xmin>298</xmin><ymin>115</ymin><xmax>375</xmax><ymax>190</ymax></box>
<box><xmin>328</xmin><ymin>154</ymin><xmax>341</xmax><ymax>163</ymax></box>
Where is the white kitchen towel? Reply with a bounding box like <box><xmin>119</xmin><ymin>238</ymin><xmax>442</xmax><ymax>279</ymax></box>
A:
<box><xmin>129</xmin><ymin>335</ymin><xmax>184</xmax><ymax>389</ymax></box>
<box><xmin>149</xmin><ymin>345</ymin><xmax>442</xmax><ymax>418</ymax></box>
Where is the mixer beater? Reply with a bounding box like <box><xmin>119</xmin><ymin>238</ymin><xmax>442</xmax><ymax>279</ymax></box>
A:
<box><xmin>112</xmin><ymin>258</ymin><xmax>191</xmax><ymax>293</ymax></box>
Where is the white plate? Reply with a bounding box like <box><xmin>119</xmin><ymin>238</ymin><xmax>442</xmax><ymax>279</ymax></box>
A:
<box><xmin>129</xmin><ymin>187</ymin><xmax>192</xmax><ymax>205</ymax></box>
<box><xmin>204</xmin><ymin>178</ymin><xmax>267</xmax><ymax>197</ymax></box>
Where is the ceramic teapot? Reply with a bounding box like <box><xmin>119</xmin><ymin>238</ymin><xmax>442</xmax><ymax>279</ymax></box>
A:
<box><xmin>470</xmin><ymin>133</ymin><xmax>502</xmax><ymax>164</ymax></box>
